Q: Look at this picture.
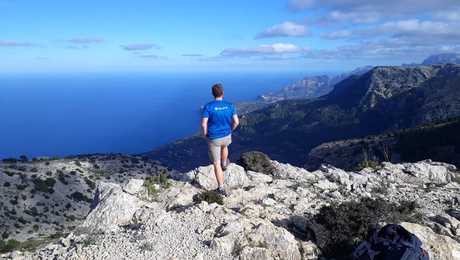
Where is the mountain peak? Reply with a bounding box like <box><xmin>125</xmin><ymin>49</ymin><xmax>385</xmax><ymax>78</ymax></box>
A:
<box><xmin>422</xmin><ymin>53</ymin><xmax>460</xmax><ymax>65</ymax></box>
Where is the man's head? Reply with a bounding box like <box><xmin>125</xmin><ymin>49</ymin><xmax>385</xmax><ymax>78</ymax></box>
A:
<box><xmin>212</xmin><ymin>83</ymin><xmax>224</xmax><ymax>98</ymax></box>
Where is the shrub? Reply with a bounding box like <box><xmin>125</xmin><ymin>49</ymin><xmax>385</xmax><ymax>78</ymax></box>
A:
<box><xmin>237</xmin><ymin>151</ymin><xmax>275</xmax><ymax>175</ymax></box>
<box><xmin>15</xmin><ymin>184</ymin><xmax>27</xmax><ymax>190</ymax></box>
<box><xmin>143</xmin><ymin>173</ymin><xmax>171</xmax><ymax>196</ymax></box>
<box><xmin>193</xmin><ymin>191</ymin><xmax>224</xmax><ymax>205</ymax></box>
<box><xmin>355</xmin><ymin>160</ymin><xmax>381</xmax><ymax>171</ymax></box>
<box><xmin>308</xmin><ymin>198</ymin><xmax>421</xmax><ymax>260</ymax></box>
<box><xmin>0</xmin><ymin>239</ymin><xmax>20</xmax><ymax>253</ymax></box>
<box><xmin>4</xmin><ymin>171</ymin><xmax>14</xmax><ymax>177</ymax></box>
<box><xmin>32</xmin><ymin>177</ymin><xmax>56</xmax><ymax>193</ymax></box>
<box><xmin>69</xmin><ymin>192</ymin><xmax>92</xmax><ymax>203</ymax></box>
<box><xmin>57</xmin><ymin>172</ymin><xmax>68</xmax><ymax>185</ymax></box>
<box><xmin>84</xmin><ymin>177</ymin><xmax>96</xmax><ymax>190</ymax></box>
<box><xmin>139</xmin><ymin>242</ymin><xmax>155</xmax><ymax>251</ymax></box>
<box><xmin>2</xmin><ymin>158</ymin><xmax>18</xmax><ymax>163</ymax></box>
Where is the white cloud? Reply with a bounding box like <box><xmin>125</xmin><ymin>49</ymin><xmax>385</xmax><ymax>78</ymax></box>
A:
<box><xmin>321</xmin><ymin>30</ymin><xmax>352</xmax><ymax>40</ymax></box>
<box><xmin>319</xmin><ymin>10</ymin><xmax>380</xmax><ymax>24</ymax></box>
<box><xmin>288</xmin><ymin>0</ymin><xmax>315</xmax><ymax>11</ymax></box>
<box><xmin>380</xmin><ymin>19</ymin><xmax>450</xmax><ymax>34</ymax></box>
<box><xmin>121</xmin><ymin>43</ymin><xmax>160</xmax><ymax>51</ymax></box>
<box><xmin>0</xmin><ymin>40</ymin><xmax>35</xmax><ymax>47</ymax></box>
<box><xmin>289</xmin><ymin>0</ymin><xmax>460</xmax><ymax>13</ymax></box>
<box><xmin>256</xmin><ymin>21</ymin><xmax>308</xmax><ymax>38</ymax></box>
<box><xmin>68</xmin><ymin>37</ymin><xmax>104</xmax><ymax>44</ymax></box>
<box><xmin>220</xmin><ymin>43</ymin><xmax>308</xmax><ymax>57</ymax></box>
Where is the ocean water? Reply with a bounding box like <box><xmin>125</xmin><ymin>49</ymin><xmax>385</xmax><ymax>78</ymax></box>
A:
<box><xmin>0</xmin><ymin>72</ymin><xmax>302</xmax><ymax>159</ymax></box>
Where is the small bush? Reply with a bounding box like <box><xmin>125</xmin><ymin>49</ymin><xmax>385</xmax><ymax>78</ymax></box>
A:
<box><xmin>355</xmin><ymin>160</ymin><xmax>381</xmax><ymax>171</ymax></box>
<box><xmin>15</xmin><ymin>184</ymin><xmax>27</xmax><ymax>190</ymax></box>
<box><xmin>139</xmin><ymin>242</ymin><xmax>155</xmax><ymax>251</ymax></box>
<box><xmin>57</xmin><ymin>172</ymin><xmax>68</xmax><ymax>185</ymax></box>
<box><xmin>32</xmin><ymin>177</ymin><xmax>56</xmax><ymax>193</ymax></box>
<box><xmin>2</xmin><ymin>158</ymin><xmax>18</xmax><ymax>163</ymax></box>
<box><xmin>193</xmin><ymin>191</ymin><xmax>224</xmax><ymax>205</ymax></box>
<box><xmin>237</xmin><ymin>151</ymin><xmax>275</xmax><ymax>175</ymax></box>
<box><xmin>70</xmin><ymin>192</ymin><xmax>92</xmax><ymax>203</ymax></box>
<box><xmin>0</xmin><ymin>239</ymin><xmax>20</xmax><ymax>253</ymax></box>
<box><xmin>143</xmin><ymin>173</ymin><xmax>171</xmax><ymax>196</ymax></box>
<box><xmin>4</xmin><ymin>171</ymin><xmax>15</xmax><ymax>177</ymax></box>
<box><xmin>84</xmin><ymin>177</ymin><xmax>96</xmax><ymax>189</ymax></box>
<box><xmin>308</xmin><ymin>198</ymin><xmax>421</xmax><ymax>260</ymax></box>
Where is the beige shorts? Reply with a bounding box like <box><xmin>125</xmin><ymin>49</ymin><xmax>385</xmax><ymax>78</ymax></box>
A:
<box><xmin>207</xmin><ymin>135</ymin><xmax>232</xmax><ymax>162</ymax></box>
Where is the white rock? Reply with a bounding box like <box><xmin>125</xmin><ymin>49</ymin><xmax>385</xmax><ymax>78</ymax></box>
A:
<box><xmin>246</xmin><ymin>222</ymin><xmax>301</xmax><ymax>260</ymax></box>
<box><xmin>81</xmin><ymin>182</ymin><xmax>146</xmax><ymax>232</ymax></box>
<box><xmin>299</xmin><ymin>241</ymin><xmax>321</xmax><ymax>260</ymax></box>
<box><xmin>187</xmin><ymin>163</ymin><xmax>250</xmax><ymax>190</ymax></box>
<box><xmin>402</xmin><ymin>160</ymin><xmax>456</xmax><ymax>184</ymax></box>
<box><xmin>314</xmin><ymin>179</ymin><xmax>339</xmax><ymax>191</ymax></box>
<box><xmin>401</xmin><ymin>222</ymin><xmax>460</xmax><ymax>260</ymax></box>
<box><xmin>122</xmin><ymin>179</ymin><xmax>145</xmax><ymax>195</ymax></box>
<box><xmin>247</xmin><ymin>171</ymin><xmax>273</xmax><ymax>183</ymax></box>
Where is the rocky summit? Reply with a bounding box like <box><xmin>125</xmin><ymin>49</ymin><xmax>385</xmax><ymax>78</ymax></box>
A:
<box><xmin>3</xmin><ymin>156</ymin><xmax>460</xmax><ymax>259</ymax></box>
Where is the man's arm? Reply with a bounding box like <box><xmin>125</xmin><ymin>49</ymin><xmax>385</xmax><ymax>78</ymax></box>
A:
<box><xmin>201</xmin><ymin>117</ymin><xmax>208</xmax><ymax>137</ymax></box>
<box><xmin>232</xmin><ymin>114</ymin><xmax>239</xmax><ymax>131</ymax></box>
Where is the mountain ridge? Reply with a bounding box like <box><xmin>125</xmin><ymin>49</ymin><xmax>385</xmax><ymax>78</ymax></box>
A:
<box><xmin>146</xmin><ymin>64</ymin><xmax>460</xmax><ymax>171</ymax></box>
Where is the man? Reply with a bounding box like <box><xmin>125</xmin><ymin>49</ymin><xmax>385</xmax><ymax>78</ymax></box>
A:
<box><xmin>201</xmin><ymin>83</ymin><xmax>239</xmax><ymax>196</ymax></box>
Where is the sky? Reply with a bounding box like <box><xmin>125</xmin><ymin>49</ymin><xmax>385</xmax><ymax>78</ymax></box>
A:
<box><xmin>1</xmin><ymin>0</ymin><xmax>460</xmax><ymax>73</ymax></box>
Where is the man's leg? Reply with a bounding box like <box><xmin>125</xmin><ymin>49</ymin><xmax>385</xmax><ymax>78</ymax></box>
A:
<box><xmin>209</xmin><ymin>143</ymin><xmax>224</xmax><ymax>187</ymax></box>
<box><xmin>213</xmin><ymin>160</ymin><xmax>224</xmax><ymax>187</ymax></box>
<box><xmin>221</xmin><ymin>145</ymin><xmax>229</xmax><ymax>166</ymax></box>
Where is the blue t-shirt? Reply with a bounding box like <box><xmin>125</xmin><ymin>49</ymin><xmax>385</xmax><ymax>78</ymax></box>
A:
<box><xmin>202</xmin><ymin>100</ymin><xmax>237</xmax><ymax>140</ymax></box>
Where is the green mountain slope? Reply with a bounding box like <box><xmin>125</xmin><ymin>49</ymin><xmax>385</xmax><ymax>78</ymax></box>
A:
<box><xmin>146</xmin><ymin>64</ymin><xmax>460</xmax><ymax>171</ymax></box>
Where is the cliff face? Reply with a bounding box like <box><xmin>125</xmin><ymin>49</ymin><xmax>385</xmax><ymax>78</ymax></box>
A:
<box><xmin>258</xmin><ymin>66</ymin><xmax>373</xmax><ymax>103</ymax></box>
<box><xmin>147</xmin><ymin>64</ymin><xmax>460</xmax><ymax>171</ymax></box>
<box><xmin>423</xmin><ymin>53</ymin><xmax>460</xmax><ymax>65</ymax></box>
<box><xmin>4</xmin><ymin>158</ymin><xmax>459</xmax><ymax>259</ymax></box>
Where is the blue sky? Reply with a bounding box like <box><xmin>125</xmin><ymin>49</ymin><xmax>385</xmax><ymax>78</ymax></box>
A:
<box><xmin>1</xmin><ymin>0</ymin><xmax>460</xmax><ymax>73</ymax></box>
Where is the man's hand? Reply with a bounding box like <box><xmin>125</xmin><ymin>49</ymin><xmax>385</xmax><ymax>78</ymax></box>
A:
<box><xmin>201</xmin><ymin>117</ymin><xmax>208</xmax><ymax>138</ymax></box>
<box><xmin>232</xmin><ymin>115</ymin><xmax>240</xmax><ymax>131</ymax></box>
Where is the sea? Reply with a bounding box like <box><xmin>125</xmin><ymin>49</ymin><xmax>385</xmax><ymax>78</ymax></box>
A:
<box><xmin>0</xmin><ymin>72</ymin><xmax>303</xmax><ymax>159</ymax></box>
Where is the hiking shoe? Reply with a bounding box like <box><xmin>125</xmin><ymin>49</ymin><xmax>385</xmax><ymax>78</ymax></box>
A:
<box><xmin>215</xmin><ymin>187</ymin><xmax>228</xmax><ymax>197</ymax></box>
<box><xmin>222</xmin><ymin>159</ymin><xmax>230</xmax><ymax>171</ymax></box>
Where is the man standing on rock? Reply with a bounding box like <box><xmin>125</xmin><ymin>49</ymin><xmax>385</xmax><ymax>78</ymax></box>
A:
<box><xmin>201</xmin><ymin>83</ymin><xmax>239</xmax><ymax>196</ymax></box>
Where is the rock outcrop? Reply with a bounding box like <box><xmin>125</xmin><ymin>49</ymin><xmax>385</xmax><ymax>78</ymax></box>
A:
<box><xmin>3</xmin><ymin>158</ymin><xmax>459</xmax><ymax>259</ymax></box>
